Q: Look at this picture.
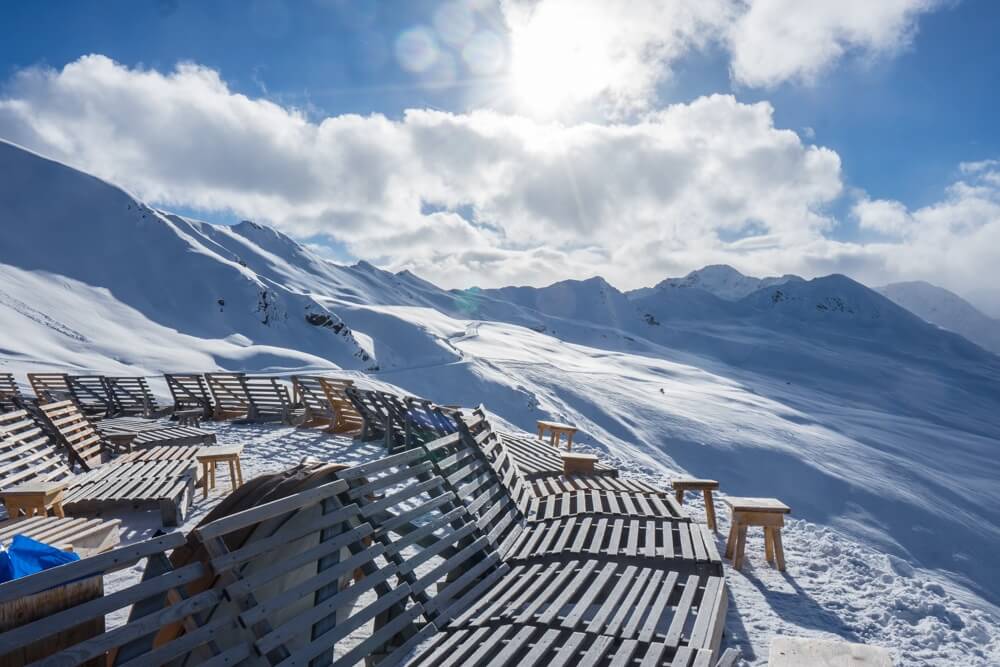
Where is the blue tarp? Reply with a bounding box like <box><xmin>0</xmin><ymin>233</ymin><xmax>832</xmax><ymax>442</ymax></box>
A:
<box><xmin>0</xmin><ymin>534</ymin><xmax>80</xmax><ymax>583</ymax></box>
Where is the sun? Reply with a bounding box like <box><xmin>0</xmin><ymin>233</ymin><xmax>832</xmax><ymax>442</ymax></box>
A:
<box><xmin>507</xmin><ymin>3</ymin><xmax>617</xmax><ymax>117</ymax></box>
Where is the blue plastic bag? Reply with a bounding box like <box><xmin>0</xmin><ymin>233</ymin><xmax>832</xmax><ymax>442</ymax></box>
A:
<box><xmin>0</xmin><ymin>534</ymin><xmax>80</xmax><ymax>583</ymax></box>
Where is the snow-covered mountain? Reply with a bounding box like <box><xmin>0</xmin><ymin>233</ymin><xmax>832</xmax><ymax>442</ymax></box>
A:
<box><xmin>629</xmin><ymin>264</ymin><xmax>803</xmax><ymax>301</ymax></box>
<box><xmin>2</xmin><ymin>139</ymin><xmax>999</xmax><ymax>663</ymax></box>
<box><xmin>879</xmin><ymin>281</ymin><xmax>1000</xmax><ymax>355</ymax></box>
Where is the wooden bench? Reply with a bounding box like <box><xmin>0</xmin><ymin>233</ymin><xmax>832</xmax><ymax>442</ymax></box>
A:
<box><xmin>1</xmin><ymin>481</ymin><xmax>67</xmax><ymax>518</ymax></box>
<box><xmin>537</xmin><ymin>419</ymin><xmax>578</xmax><ymax>449</ymax></box>
<box><xmin>672</xmin><ymin>478</ymin><xmax>720</xmax><ymax>530</ymax></box>
<box><xmin>724</xmin><ymin>496</ymin><xmax>791</xmax><ymax>570</ymax></box>
<box><xmin>196</xmin><ymin>444</ymin><xmax>245</xmax><ymax>499</ymax></box>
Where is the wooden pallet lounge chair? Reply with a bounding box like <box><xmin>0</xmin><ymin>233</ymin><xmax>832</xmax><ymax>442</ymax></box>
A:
<box><xmin>0</xmin><ymin>532</ymin><xmax>221</xmax><ymax>666</ymax></box>
<box><xmin>344</xmin><ymin>385</ymin><xmax>395</xmax><ymax>444</ymax></box>
<box><xmin>26</xmin><ymin>372</ymin><xmax>73</xmax><ymax>404</ymax></box>
<box><xmin>166</xmin><ymin>372</ymin><xmax>216</xmax><ymax>419</ymax></box>
<box><xmin>0</xmin><ymin>374</ymin><xmax>23</xmax><ymax>412</ymax></box>
<box><xmin>0</xmin><ymin>516</ymin><xmax>121</xmax><ymax>556</ymax></box>
<box><xmin>204</xmin><ymin>372</ymin><xmax>296</xmax><ymax>423</ymax></box>
<box><xmin>105</xmin><ymin>375</ymin><xmax>170</xmax><ymax>417</ymax></box>
<box><xmin>0</xmin><ymin>409</ymin><xmax>196</xmax><ymax>526</ymax></box>
<box><xmin>291</xmin><ymin>375</ymin><xmax>365</xmax><ymax>433</ymax></box>
<box><xmin>66</xmin><ymin>374</ymin><xmax>117</xmax><ymax>418</ymax></box>
<box><xmin>424</xmin><ymin>426</ymin><xmax>723</xmax><ymax>574</ymax></box>
<box><xmin>39</xmin><ymin>400</ymin><xmax>212</xmax><ymax>468</ymax></box>
<box><xmin>335</xmin><ymin>449</ymin><xmax>727</xmax><ymax>662</ymax></box>
<box><xmin>378</xmin><ymin>392</ymin><xmax>460</xmax><ymax>450</ymax></box>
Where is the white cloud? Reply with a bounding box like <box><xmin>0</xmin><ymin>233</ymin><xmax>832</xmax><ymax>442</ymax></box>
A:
<box><xmin>1</xmin><ymin>55</ymin><xmax>996</xmax><ymax>312</ymax></box>
<box><xmin>853</xmin><ymin>198</ymin><xmax>913</xmax><ymax>236</ymax></box>
<box><xmin>497</xmin><ymin>0</ymin><xmax>945</xmax><ymax>116</ymax></box>
<box><xmin>0</xmin><ymin>55</ymin><xmax>842</xmax><ymax>290</ymax></box>
<box><xmin>727</xmin><ymin>0</ymin><xmax>943</xmax><ymax>87</ymax></box>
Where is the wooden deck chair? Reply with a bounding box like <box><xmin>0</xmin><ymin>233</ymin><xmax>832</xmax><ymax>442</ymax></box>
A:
<box><xmin>0</xmin><ymin>373</ymin><xmax>23</xmax><ymax>413</ymax></box>
<box><xmin>0</xmin><ymin>532</ymin><xmax>226</xmax><ymax>666</ymax></box>
<box><xmin>243</xmin><ymin>375</ymin><xmax>297</xmax><ymax>423</ymax></box>
<box><xmin>424</xmin><ymin>427</ymin><xmax>723</xmax><ymax>575</ymax></box>
<box><xmin>0</xmin><ymin>516</ymin><xmax>121</xmax><ymax>556</ymax></box>
<box><xmin>66</xmin><ymin>374</ymin><xmax>117</xmax><ymax>418</ymax></box>
<box><xmin>26</xmin><ymin>372</ymin><xmax>73</xmax><ymax>404</ymax></box>
<box><xmin>291</xmin><ymin>375</ymin><xmax>364</xmax><ymax>433</ymax></box>
<box><xmin>165</xmin><ymin>373</ymin><xmax>215</xmax><ymax>419</ymax></box>
<box><xmin>336</xmin><ymin>449</ymin><xmax>728</xmax><ymax>661</ymax></box>
<box><xmin>105</xmin><ymin>376</ymin><xmax>169</xmax><ymax>417</ymax></box>
<box><xmin>204</xmin><ymin>372</ymin><xmax>252</xmax><ymax>420</ymax></box>
<box><xmin>176</xmin><ymin>473</ymin><xmax>435</xmax><ymax>666</ymax></box>
<box><xmin>0</xmin><ymin>409</ymin><xmax>195</xmax><ymax>527</ymax></box>
<box><xmin>377</xmin><ymin>392</ymin><xmax>459</xmax><ymax>451</ymax></box>
<box><xmin>344</xmin><ymin>385</ymin><xmax>394</xmax><ymax>444</ymax></box>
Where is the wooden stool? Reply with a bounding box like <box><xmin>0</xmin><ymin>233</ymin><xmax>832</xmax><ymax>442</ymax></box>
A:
<box><xmin>196</xmin><ymin>445</ymin><xmax>245</xmax><ymax>499</ymax></box>
<box><xmin>1</xmin><ymin>482</ymin><xmax>68</xmax><ymax>518</ymax></box>
<box><xmin>537</xmin><ymin>420</ymin><xmax>578</xmax><ymax>450</ymax></box>
<box><xmin>723</xmin><ymin>497</ymin><xmax>790</xmax><ymax>570</ymax></box>
<box><xmin>561</xmin><ymin>451</ymin><xmax>597</xmax><ymax>476</ymax></box>
<box><xmin>672</xmin><ymin>478</ymin><xmax>719</xmax><ymax>531</ymax></box>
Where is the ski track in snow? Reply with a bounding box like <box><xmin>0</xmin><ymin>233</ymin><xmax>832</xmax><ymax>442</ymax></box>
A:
<box><xmin>94</xmin><ymin>422</ymin><xmax>1000</xmax><ymax>666</ymax></box>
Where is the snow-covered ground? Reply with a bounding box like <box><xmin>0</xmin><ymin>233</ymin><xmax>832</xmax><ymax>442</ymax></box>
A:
<box><xmin>3</xmin><ymin>140</ymin><xmax>1000</xmax><ymax>664</ymax></box>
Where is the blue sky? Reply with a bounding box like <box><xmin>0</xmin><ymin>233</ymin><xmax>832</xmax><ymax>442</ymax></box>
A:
<box><xmin>1</xmin><ymin>0</ymin><xmax>999</xmax><ymax>310</ymax></box>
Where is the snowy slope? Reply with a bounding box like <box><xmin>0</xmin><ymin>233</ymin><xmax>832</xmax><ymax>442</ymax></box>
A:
<box><xmin>879</xmin><ymin>281</ymin><xmax>1000</xmax><ymax>355</ymax></box>
<box><xmin>0</xmin><ymin>140</ymin><xmax>373</xmax><ymax>373</ymax></box>
<box><xmin>1</xmin><ymin>140</ymin><xmax>999</xmax><ymax>664</ymax></box>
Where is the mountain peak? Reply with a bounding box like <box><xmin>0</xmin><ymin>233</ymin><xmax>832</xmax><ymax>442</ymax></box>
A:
<box><xmin>653</xmin><ymin>264</ymin><xmax>802</xmax><ymax>301</ymax></box>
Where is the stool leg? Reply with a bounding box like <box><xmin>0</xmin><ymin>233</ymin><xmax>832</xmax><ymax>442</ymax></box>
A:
<box><xmin>202</xmin><ymin>462</ymin><xmax>210</xmax><ymax>498</ymax></box>
<box><xmin>773</xmin><ymin>528</ymin><xmax>786</xmax><ymax>571</ymax></box>
<box><xmin>53</xmin><ymin>502</ymin><xmax>65</xmax><ymax>518</ymax></box>
<box><xmin>734</xmin><ymin>523</ymin><xmax>748</xmax><ymax>570</ymax></box>
<box><xmin>566</xmin><ymin>433</ymin><xmax>573</xmax><ymax>451</ymax></box>
<box><xmin>538</xmin><ymin>426</ymin><xmax>544</xmax><ymax>440</ymax></box>
<box><xmin>725</xmin><ymin>519</ymin><xmax>737</xmax><ymax>559</ymax></box>
<box><xmin>210</xmin><ymin>463</ymin><xmax>217</xmax><ymax>491</ymax></box>
<box><xmin>228</xmin><ymin>460</ymin><xmax>237</xmax><ymax>492</ymax></box>
<box><xmin>675</xmin><ymin>489</ymin><xmax>684</xmax><ymax>505</ymax></box>
<box><xmin>703</xmin><ymin>490</ymin><xmax>717</xmax><ymax>531</ymax></box>
<box><xmin>764</xmin><ymin>527</ymin><xmax>775</xmax><ymax>563</ymax></box>
<box><xmin>235</xmin><ymin>459</ymin><xmax>245</xmax><ymax>486</ymax></box>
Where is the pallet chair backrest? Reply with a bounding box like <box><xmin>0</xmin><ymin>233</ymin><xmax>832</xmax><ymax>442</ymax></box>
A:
<box><xmin>39</xmin><ymin>400</ymin><xmax>108</xmax><ymax>470</ymax></box>
<box><xmin>27</xmin><ymin>372</ymin><xmax>72</xmax><ymax>404</ymax></box>
<box><xmin>335</xmin><ymin>448</ymin><xmax>510</xmax><ymax>626</ymax></box>
<box><xmin>204</xmin><ymin>372</ymin><xmax>251</xmax><ymax>419</ymax></box>
<box><xmin>344</xmin><ymin>385</ymin><xmax>391</xmax><ymax>442</ymax></box>
<box><xmin>185</xmin><ymin>475</ymin><xmax>432</xmax><ymax>666</ymax></box>
<box><xmin>318</xmin><ymin>377</ymin><xmax>363</xmax><ymax>420</ymax></box>
<box><xmin>0</xmin><ymin>374</ymin><xmax>23</xmax><ymax>412</ymax></box>
<box><xmin>243</xmin><ymin>376</ymin><xmax>293</xmax><ymax>421</ymax></box>
<box><xmin>106</xmin><ymin>376</ymin><xmax>160</xmax><ymax>416</ymax></box>
<box><xmin>165</xmin><ymin>373</ymin><xmax>214</xmax><ymax>417</ymax></box>
<box><xmin>422</xmin><ymin>427</ymin><xmax>530</xmax><ymax>559</ymax></box>
<box><xmin>0</xmin><ymin>408</ymin><xmax>74</xmax><ymax>490</ymax></box>
<box><xmin>67</xmin><ymin>375</ymin><xmax>116</xmax><ymax>417</ymax></box>
<box><xmin>291</xmin><ymin>375</ymin><xmax>335</xmax><ymax>420</ymax></box>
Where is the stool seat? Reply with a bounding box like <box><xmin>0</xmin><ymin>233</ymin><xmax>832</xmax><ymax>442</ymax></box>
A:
<box><xmin>724</xmin><ymin>496</ymin><xmax>791</xmax><ymax>570</ymax></box>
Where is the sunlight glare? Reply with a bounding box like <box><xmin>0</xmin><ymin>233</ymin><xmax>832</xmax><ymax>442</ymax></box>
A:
<box><xmin>508</xmin><ymin>4</ymin><xmax>617</xmax><ymax>117</ymax></box>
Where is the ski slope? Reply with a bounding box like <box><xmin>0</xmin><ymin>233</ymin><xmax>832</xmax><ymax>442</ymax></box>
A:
<box><xmin>1</xmin><ymin>139</ymin><xmax>999</xmax><ymax>664</ymax></box>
